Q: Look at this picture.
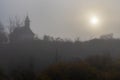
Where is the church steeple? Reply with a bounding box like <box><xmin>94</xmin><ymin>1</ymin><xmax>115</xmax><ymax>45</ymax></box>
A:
<box><xmin>10</xmin><ymin>15</ymin><xmax>35</xmax><ymax>42</ymax></box>
<box><xmin>25</xmin><ymin>15</ymin><xmax>30</xmax><ymax>28</ymax></box>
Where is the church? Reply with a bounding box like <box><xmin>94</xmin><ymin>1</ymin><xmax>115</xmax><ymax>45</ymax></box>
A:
<box><xmin>10</xmin><ymin>16</ymin><xmax>35</xmax><ymax>42</ymax></box>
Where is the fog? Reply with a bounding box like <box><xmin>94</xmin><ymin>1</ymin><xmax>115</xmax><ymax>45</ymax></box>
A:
<box><xmin>1</xmin><ymin>0</ymin><xmax>120</xmax><ymax>40</ymax></box>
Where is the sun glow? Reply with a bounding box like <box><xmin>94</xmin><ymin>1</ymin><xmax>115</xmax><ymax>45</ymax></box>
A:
<box><xmin>90</xmin><ymin>16</ymin><xmax>99</xmax><ymax>25</ymax></box>
<box><xmin>88</xmin><ymin>15</ymin><xmax>101</xmax><ymax>30</ymax></box>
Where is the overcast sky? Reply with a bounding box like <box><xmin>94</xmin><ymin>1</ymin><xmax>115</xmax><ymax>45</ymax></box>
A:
<box><xmin>1</xmin><ymin>0</ymin><xmax>120</xmax><ymax>40</ymax></box>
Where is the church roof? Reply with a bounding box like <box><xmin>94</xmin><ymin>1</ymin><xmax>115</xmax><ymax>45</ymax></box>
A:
<box><xmin>13</xmin><ymin>26</ymin><xmax>34</xmax><ymax>36</ymax></box>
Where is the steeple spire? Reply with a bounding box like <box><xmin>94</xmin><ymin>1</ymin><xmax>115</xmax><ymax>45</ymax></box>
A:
<box><xmin>25</xmin><ymin>15</ymin><xmax>30</xmax><ymax>28</ymax></box>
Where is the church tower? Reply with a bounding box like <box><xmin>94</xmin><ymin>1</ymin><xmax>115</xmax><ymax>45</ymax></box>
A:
<box><xmin>10</xmin><ymin>15</ymin><xmax>35</xmax><ymax>42</ymax></box>
<box><xmin>25</xmin><ymin>15</ymin><xmax>30</xmax><ymax>28</ymax></box>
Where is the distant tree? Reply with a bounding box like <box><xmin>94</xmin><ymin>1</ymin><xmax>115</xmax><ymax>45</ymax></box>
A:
<box><xmin>64</xmin><ymin>38</ymin><xmax>72</xmax><ymax>43</ymax></box>
<box><xmin>55</xmin><ymin>37</ymin><xmax>64</xmax><ymax>42</ymax></box>
<box><xmin>0</xmin><ymin>22</ymin><xmax>8</xmax><ymax>43</ymax></box>
<box><xmin>34</xmin><ymin>34</ymin><xmax>40</xmax><ymax>40</ymax></box>
<box><xmin>100</xmin><ymin>33</ymin><xmax>114</xmax><ymax>40</ymax></box>
<box><xmin>74</xmin><ymin>37</ymin><xmax>81</xmax><ymax>43</ymax></box>
<box><xmin>43</xmin><ymin>35</ymin><xmax>54</xmax><ymax>41</ymax></box>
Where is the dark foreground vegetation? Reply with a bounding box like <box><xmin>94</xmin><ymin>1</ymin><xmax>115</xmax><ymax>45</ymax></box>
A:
<box><xmin>39</xmin><ymin>60</ymin><xmax>120</xmax><ymax>80</ymax></box>
<box><xmin>1</xmin><ymin>54</ymin><xmax>120</xmax><ymax>80</ymax></box>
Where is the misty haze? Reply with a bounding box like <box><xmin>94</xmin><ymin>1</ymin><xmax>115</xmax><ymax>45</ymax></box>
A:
<box><xmin>0</xmin><ymin>0</ymin><xmax>120</xmax><ymax>80</ymax></box>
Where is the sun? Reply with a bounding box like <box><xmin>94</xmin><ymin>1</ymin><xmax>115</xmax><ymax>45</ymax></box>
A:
<box><xmin>90</xmin><ymin>16</ymin><xmax>99</xmax><ymax>25</ymax></box>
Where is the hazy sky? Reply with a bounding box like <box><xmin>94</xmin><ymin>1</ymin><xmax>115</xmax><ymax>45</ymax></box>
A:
<box><xmin>1</xmin><ymin>0</ymin><xmax>120</xmax><ymax>40</ymax></box>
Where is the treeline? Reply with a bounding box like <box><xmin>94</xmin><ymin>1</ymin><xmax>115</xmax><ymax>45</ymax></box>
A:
<box><xmin>0</xmin><ymin>37</ymin><xmax>120</xmax><ymax>70</ymax></box>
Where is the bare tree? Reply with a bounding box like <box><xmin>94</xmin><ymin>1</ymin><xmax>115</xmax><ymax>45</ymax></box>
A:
<box><xmin>8</xmin><ymin>16</ymin><xmax>23</xmax><ymax>33</ymax></box>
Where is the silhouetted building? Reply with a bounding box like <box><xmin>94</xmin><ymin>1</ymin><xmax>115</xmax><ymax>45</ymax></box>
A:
<box><xmin>10</xmin><ymin>16</ymin><xmax>35</xmax><ymax>42</ymax></box>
